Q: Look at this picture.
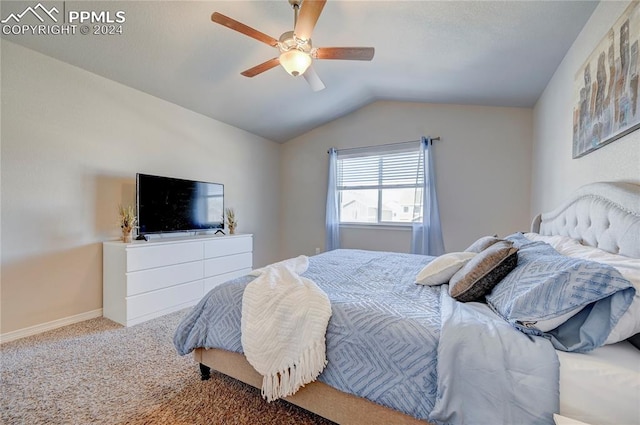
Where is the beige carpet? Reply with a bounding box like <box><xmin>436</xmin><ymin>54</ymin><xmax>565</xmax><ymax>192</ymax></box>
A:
<box><xmin>0</xmin><ymin>310</ymin><xmax>334</xmax><ymax>425</ymax></box>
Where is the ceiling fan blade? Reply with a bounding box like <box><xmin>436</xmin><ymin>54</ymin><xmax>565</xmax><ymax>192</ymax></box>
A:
<box><xmin>211</xmin><ymin>12</ymin><xmax>278</xmax><ymax>47</ymax></box>
<box><xmin>241</xmin><ymin>58</ymin><xmax>280</xmax><ymax>77</ymax></box>
<box><xmin>314</xmin><ymin>47</ymin><xmax>375</xmax><ymax>61</ymax></box>
<box><xmin>303</xmin><ymin>66</ymin><xmax>326</xmax><ymax>91</ymax></box>
<box><xmin>294</xmin><ymin>0</ymin><xmax>326</xmax><ymax>41</ymax></box>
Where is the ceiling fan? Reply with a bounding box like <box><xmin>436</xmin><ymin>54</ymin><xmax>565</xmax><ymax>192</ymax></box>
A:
<box><xmin>211</xmin><ymin>0</ymin><xmax>375</xmax><ymax>91</ymax></box>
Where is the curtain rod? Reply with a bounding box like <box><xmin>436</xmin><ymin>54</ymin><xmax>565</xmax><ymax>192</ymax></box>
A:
<box><xmin>327</xmin><ymin>137</ymin><xmax>441</xmax><ymax>154</ymax></box>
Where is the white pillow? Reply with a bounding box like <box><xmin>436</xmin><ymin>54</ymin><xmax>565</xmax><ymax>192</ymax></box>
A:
<box><xmin>553</xmin><ymin>414</ymin><xmax>590</xmax><ymax>425</ymax></box>
<box><xmin>525</xmin><ymin>233</ymin><xmax>640</xmax><ymax>344</ymax></box>
<box><xmin>415</xmin><ymin>252</ymin><xmax>476</xmax><ymax>286</ymax></box>
<box><xmin>523</xmin><ymin>233</ymin><xmax>577</xmax><ymax>251</ymax></box>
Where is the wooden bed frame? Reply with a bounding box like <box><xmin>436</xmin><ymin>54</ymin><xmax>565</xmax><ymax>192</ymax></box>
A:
<box><xmin>194</xmin><ymin>181</ymin><xmax>640</xmax><ymax>425</ymax></box>
<box><xmin>195</xmin><ymin>347</ymin><xmax>429</xmax><ymax>425</ymax></box>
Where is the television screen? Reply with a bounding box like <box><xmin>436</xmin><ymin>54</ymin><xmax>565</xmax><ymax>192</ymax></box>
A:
<box><xmin>136</xmin><ymin>173</ymin><xmax>224</xmax><ymax>235</ymax></box>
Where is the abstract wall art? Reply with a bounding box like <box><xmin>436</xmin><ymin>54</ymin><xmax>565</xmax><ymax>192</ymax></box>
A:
<box><xmin>573</xmin><ymin>2</ymin><xmax>640</xmax><ymax>158</ymax></box>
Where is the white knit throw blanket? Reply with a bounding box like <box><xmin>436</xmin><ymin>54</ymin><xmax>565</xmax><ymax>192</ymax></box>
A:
<box><xmin>242</xmin><ymin>255</ymin><xmax>331</xmax><ymax>402</ymax></box>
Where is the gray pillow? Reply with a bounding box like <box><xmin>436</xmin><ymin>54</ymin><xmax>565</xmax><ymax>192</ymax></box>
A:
<box><xmin>450</xmin><ymin>240</ymin><xmax>519</xmax><ymax>302</ymax></box>
<box><xmin>465</xmin><ymin>235</ymin><xmax>502</xmax><ymax>253</ymax></box>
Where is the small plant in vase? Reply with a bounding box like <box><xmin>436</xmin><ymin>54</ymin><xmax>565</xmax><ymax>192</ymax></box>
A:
<box><xmin>118</xmin><ymin>204</ymin><xmax>137</xmax><ymax>243</ymax></box>
<box><xmin>225</xmin><ymin>208</ymin><xmax>237</xmax><ymax>235</ymax></box>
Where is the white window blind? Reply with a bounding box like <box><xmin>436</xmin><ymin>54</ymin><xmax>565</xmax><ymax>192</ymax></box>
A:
<box><xmin>337</xmin><ymin>149</ymin><xmax>424</xmax><ymax>189</ymax></box>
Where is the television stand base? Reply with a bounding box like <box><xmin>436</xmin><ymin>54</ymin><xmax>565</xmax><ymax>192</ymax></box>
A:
<box><xmin>214</xmin><ymin>229</ymin><xmax>226</xmax><ymax>235</ymax></box>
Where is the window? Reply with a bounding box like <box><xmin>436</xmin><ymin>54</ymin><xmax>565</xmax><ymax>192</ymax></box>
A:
<box><xmin>337</xmin><ymin>146</ymin><xmax>423</xmax><ymax>225</ymax></box>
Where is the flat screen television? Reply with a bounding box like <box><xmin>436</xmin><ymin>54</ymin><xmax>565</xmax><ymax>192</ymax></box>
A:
<box><xmin>136</xmin><ymin>173</ymin><xmax>224</xmax><ymax>235</ymax></box>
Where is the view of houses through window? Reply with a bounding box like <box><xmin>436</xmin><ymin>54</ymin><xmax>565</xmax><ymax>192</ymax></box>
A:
<box><xmin>337</xmin><ymin>147</ymin><xmax>424</xmax><ymax>224</ymax></box>
<box><xmin>340</xmin><ymin>188</ymin><xmax>423</xmax><ymax>223</ymax></box>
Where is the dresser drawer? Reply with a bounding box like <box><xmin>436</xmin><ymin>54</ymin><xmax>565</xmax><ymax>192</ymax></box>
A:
<box><xmin>127</xmin><ymin>261</ymin><xmax>204</xmax><ymax>296</ymax></box>
<box><xmin>126</xmin><ymin>279</ymin><xmax>204</xmax><ymax>320</ymax></box>
<box><xmin>126</xmin><ymin>241</ymin><xmax>202</xmax><ymax>272</ymax></box>
<box><xmin>204</xmin><ymin>252</ymin><xmax>252</xmax><ymax>277</ymax></box>
<box><xmin>204</xmin><ymin>268</ymin><xmax>252</xmax><ymax>293</ymax></box>
<box><xmin>204</xmin><ymin>236</ymin><xmax>252</xmax><ymax>259</ymax></box>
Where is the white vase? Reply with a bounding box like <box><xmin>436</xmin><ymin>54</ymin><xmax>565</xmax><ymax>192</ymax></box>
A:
<box><xmin>121</xmin><ymin>228</ymin><xmax>133</xmax><ymax>243</ymax></box>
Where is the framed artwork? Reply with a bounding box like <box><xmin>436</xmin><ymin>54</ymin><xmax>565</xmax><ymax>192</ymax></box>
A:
<box><xmin>572</xmin><ymin>2</ymin><xmax>640</xmax><ymax>159</ymax></box>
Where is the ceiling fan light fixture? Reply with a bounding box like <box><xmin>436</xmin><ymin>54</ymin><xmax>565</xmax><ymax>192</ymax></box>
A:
<box><xmin>279</xmin><ymin>49</ymin><xmax>311</xmax><ymax>77</ymax></box>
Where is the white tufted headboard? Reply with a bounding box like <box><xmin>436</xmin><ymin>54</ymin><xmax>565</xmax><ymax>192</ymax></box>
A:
<box><xmin>531</xmin><ymin>181</ymin><xmax>640</xmax><ymax>259</ymax></box>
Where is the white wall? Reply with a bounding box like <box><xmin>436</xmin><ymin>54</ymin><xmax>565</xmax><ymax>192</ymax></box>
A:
<box><xmin>532</xmin><ymin>1</ymin><xmax>640</xmax><ymax>215</ymax></box>
<box><xmin>280</xmin><ymin>101</ymin><xmax>533</xmax><ymax>258</ymax></box>
<box><xmin>1</xmin><ymin>41</ymin><xmax>282</xmax><ymax>334</ymax></box>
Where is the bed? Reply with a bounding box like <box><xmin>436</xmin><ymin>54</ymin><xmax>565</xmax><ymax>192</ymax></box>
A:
<box><xmin>174</xmin><ymin>181</ymin><xmax>640</xmax><ymax>425</ymax></box>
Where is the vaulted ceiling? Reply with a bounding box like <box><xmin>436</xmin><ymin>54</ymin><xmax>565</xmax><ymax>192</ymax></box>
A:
<box><xmin>2</xmin><ymin>1</ymin><xmax>598</xmax><ymax>142</ymax></box>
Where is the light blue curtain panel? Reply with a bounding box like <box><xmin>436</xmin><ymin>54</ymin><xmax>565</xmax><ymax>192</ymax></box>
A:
<box><xmin>325</xmin><ymin>148</ymin><xmax>340</xmax><ymax>251</ymax></box>
<box><xmin>411</xmin><ymin>137</ymin><xmax>445</xmax><ymax>256</ymax></box>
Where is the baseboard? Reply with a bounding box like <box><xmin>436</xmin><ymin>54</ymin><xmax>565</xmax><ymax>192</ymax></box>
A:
<box><xmin>0</xmin><ymin>309</ymin><xmax>103</xmax><ymax>344</ymax></box>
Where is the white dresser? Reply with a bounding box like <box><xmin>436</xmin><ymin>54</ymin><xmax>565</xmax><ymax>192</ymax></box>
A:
<box><xmin>103</xmin><ymin>234</ymin><xmax>253</xmax><ymax>326</ymax></box>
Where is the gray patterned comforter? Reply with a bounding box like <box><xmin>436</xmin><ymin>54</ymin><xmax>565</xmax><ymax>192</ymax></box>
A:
<box><xmin>174</xmin><ymin>249</ymin><xmax>558</xmax><ymax>424</ymax></box>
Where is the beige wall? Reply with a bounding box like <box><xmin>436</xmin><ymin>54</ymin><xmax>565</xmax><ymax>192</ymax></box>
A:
<box><xmin>1</xmin><ymin>41</ymin><xmax>282</xmax><ymax>334</ymax></box>
<box><xmin>532</xmin><ymin>1</ymin><xmax>640</xmax><ymax>215</ymax></box>
<box><xmin>280</xmin><ymin>101</ymin><xmax>533</xmax><ymax>258</ymax></box>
